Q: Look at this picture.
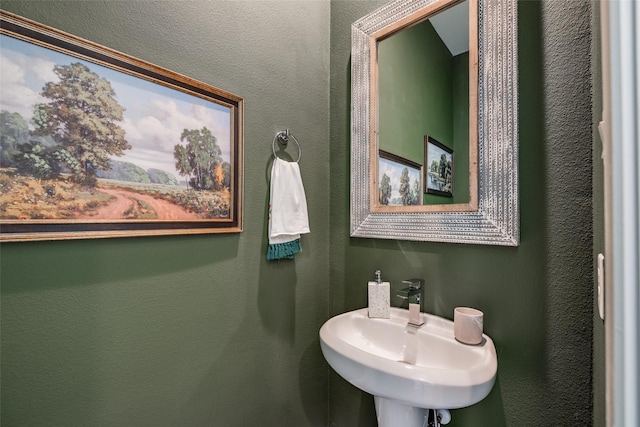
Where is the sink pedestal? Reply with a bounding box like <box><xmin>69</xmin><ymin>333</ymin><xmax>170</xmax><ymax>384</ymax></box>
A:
<box><xmin>374</xmin><ymin>397</ymin><xmax>426</xmax><ymax>427</ymax></box>
<box><xmin>374</xmin><ymin>397</ymin><xmax>451</xmax><ymax>427</ymax></box>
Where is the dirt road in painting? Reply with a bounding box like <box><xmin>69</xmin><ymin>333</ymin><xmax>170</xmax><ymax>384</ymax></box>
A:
<box><xmin>82</xmin><ymin>188</ymin><xmax>201</xmax><ymax>220</ymax></box>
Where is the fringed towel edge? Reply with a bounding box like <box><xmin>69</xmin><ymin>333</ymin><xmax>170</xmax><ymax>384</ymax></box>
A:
<box><xmin>267</xmin><ymin>238</ymin><xmax>302</xmax><ymax>260</ymax></box>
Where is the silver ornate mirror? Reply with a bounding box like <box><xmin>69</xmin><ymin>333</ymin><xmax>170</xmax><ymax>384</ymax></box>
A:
<box><xmin>350</xmin><ymin>0</ymin><xmax>519</xmax><ymax>245</ymax></box>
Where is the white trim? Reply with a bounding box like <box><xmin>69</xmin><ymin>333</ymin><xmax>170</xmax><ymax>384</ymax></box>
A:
<box><xmin>605</xmin><ymin>1</ymin><xmax>640</xmax><ymax>425</ymax></box>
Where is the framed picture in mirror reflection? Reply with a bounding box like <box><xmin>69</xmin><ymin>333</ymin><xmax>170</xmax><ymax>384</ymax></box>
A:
<box><xmin>378</xmin><ymin>150</ymin><xmax>423</xmax><ymax>206</ymax></box>
<box><xmin>424</xmin><ymin>136</ymin><xmax>454</xmax><ymax>198</ymax></box>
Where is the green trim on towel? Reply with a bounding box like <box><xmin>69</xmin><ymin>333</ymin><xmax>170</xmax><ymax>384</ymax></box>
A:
<box><xmin>267</xmin><ymin>238</ymin><xmax>301</xmax><ymax>260</ymax></box>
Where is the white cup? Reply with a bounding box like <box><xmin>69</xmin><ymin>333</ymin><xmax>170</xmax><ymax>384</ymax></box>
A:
<box><xmin>454</xmin><ymin>307</ymin><xmax>484</xmax><ymax>345</ymax></box>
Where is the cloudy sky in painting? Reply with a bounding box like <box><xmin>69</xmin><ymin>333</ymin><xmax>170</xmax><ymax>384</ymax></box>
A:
<box><xmin>0</xmin><ymin>34</ymin><xmax>232</xmax><ymax>181</ymax></box>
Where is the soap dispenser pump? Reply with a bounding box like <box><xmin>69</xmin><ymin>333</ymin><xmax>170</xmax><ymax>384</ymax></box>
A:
<box><xmin>368</xmin><ymin>270</ymin><xmax>390</xmax><ymax>318</ymax></box>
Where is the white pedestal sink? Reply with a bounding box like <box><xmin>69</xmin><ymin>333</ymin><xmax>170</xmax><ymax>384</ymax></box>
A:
<box><xmin>319</xmin><ymin>308</ymin><xmax>497</xmax><ymax>427</ymax></box>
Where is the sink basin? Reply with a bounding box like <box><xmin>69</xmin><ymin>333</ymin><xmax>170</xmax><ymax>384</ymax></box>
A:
<box><xmin>320</xmin><ymin>307</ymin><xmax>497</xmax><ymax>424</ymax></box>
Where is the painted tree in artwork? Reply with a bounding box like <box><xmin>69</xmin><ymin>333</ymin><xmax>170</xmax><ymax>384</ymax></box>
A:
<box><xmin>0</xmin><ymin>110</ymin><xmax>29</xmax><ymax>167</ymax></box>
<box><xmin>412</xmin><ymin>178</ymin><xmax>420</xmax><ymax>205</ymax></box>
<box><xmin>173</xmin><ymin>127</ymin><xmax>224</xmax><ymax>191</ymax></box>
<box><xmin>399</xmin><ymin>167</ymin><xmax>411</xmax><ymax>205</ymax></box>
<box><xmin>379</xmin><ymin>173</ymin><xmax>391</xmax><ymax>205</ymax></box>
<box><xmin>31</xmin><ymin>62</ymin><xmax>130</xmax><ymax>185</ymax></box>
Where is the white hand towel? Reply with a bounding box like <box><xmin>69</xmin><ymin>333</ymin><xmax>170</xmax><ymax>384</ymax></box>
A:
<box><xmin>267</xmin><ymin>158</ymin><xmax>310</xmax><ymax>260</ymax></box>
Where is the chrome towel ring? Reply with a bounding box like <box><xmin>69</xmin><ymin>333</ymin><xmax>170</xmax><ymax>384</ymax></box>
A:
<box><xmin>272</xmin><ymin>129</ymin><xmax>301</xmax><ymax>163</ymax></box>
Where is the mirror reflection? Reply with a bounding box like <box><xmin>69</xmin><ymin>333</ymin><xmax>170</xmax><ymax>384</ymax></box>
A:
<box><xmin>374</xmin><ymin>0</ymin><xmax>477</xmax><ymax>211</ymax></box>
<box><xmin>350</xmin><ymin>0</ymin><xmax>519</xmax><ymax>245</ymax></box>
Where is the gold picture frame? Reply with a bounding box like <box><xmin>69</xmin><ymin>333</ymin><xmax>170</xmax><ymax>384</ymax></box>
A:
<box><xmin>0</xmin><ymin>11</ymin><xmax>244</xmax><ymax>241</ymax></box>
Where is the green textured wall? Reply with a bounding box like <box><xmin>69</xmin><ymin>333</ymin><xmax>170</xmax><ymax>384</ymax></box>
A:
<box><xmin>330</xmin><ymin>0</ymin><xmax>593</xmax><ymax>426</ymax></box>
<box><xmin>0</xmin><ymin>1</ymin><xmax>330</xmax><ymax>426</ymax></box>
<box><xmin>1</xmin><ymin>0</ymin><xmax>601</xmax><ymax>426</ymax></box>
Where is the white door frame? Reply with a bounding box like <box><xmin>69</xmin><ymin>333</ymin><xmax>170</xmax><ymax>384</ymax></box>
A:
<box><xmin>601</xmin><ymin>1</ymin><xmax>640</xmax><ymax>426</ymax></box>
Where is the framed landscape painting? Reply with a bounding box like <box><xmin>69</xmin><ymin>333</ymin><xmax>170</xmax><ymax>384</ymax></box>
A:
<box><xmin>424</xmin><ymin>135</ymin><xmax>453</xmax><ymax>198</ymax></box>
<box><xmin>0</xmin><ymin>11</ymin><xmax>243</xmax><ymax>241</ymax></box>
<box><xmin>378</xmin><ymin>150</ymin><xmax>423</xmax><ymax>206</ymax></box>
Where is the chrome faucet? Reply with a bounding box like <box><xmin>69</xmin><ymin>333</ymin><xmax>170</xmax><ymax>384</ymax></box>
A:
<box><xmin>396</xmin><ymin>278</ymin><xmax>424</xmax><ymax>305</ymax></box>
<box><xmin>396</xmin><ymin>278</ymin><xmax>425</xmax><ymax>326</ymax></box>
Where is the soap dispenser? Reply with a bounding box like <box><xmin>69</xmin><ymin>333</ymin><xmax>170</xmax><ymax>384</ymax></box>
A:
<box><xmin>368</xmin><ymin>270</ymin><xmax>390</xmax><ymax>318</ymax></box>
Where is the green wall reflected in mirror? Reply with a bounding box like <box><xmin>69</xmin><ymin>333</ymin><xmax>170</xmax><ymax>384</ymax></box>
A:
<box><xmin>377</xmin><ymin>9</ymin><xmax>470</xmax><ymax>205</ymax></box>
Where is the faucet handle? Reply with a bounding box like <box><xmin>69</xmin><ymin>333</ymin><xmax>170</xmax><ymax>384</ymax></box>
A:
<box><xmin>402</xmin><ymin>278</ymin><xmax>424</xmax><ymax>290</ymax></box>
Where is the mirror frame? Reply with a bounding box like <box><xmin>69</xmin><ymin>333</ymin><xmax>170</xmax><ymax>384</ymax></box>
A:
<box><xmin>350</xmin><ymin>0</ymin><xmax>519</xmax><ymax>246</ymax></box>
